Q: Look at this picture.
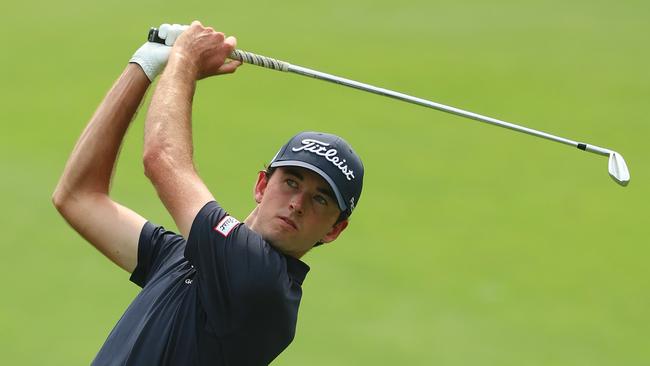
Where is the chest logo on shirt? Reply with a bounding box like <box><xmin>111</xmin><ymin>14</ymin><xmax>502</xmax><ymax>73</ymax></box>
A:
<box><xmin>214</xmin><ymin>215</ymin><xmax>241</xmax><ymax>237</ymax></box>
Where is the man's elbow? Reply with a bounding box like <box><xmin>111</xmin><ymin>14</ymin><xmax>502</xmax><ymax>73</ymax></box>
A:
<box><xmin>143</xmin><ymin>148</ymin><xmax>199</xmax><ymax>198</ymax></box>
<box><xmin>52</xmin><ymin>190</ymin><xmax>85</xmax><ymax>226</ymax></box>
<box><xmin>51</xmin><ymin>186</ymin><xmax>87</xmax><ymax>219</ymax></box>
<box><xmin>143</xmin><ymin>147</ymin><xmax>174</xmax><ymax>182</ymax></box>
<box><xmin>52</xmin><ymin>185</ymin><xmax>71</xmax><ymax>215</ymax></box>
<box><xmin>52</xmin><ymin>192</ymin><xmax>64</xmax><ymax>213</ymax></box>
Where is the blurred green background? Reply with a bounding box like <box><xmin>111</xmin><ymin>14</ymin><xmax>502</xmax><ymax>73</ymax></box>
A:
<box><xmin>1</xmin><ymin>0</ymin><xmax>648</xmax><ymax>364</ymax></box>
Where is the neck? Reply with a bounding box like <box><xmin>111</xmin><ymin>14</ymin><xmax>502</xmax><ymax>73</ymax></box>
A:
<box><xmin>243</xmin><ymin>206</ymin><xmax>259</xmax><ymax>229</ymax></box>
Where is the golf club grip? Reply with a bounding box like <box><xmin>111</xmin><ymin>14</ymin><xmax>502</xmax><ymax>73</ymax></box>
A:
<box><xmin>147</xmin><ymin>28</ymin><xmax>289</xmax><ymax>72</ymax></box>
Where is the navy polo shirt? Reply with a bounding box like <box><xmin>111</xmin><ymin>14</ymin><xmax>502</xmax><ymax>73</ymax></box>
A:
<box><xmin>92</xmin><ymin>201</ymin><xmax>310</xmax><ymax>365</ymax></box>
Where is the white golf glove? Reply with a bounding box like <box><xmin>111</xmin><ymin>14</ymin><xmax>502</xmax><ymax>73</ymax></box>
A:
<box><xmin>130</xmin><ymin>23</ymin><xmax>189</xmax><ymax>81</ymax></box>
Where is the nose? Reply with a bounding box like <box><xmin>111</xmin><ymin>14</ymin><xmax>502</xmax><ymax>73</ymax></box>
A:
<box><xmin>289</xmin><ymin>192</ymin><xmax>306</xmax><ymax>215</ymax></box>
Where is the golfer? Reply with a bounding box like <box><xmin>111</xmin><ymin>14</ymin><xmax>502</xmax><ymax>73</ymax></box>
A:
<box><xmin>53</xmin><ymin>21</ymin><xmax>364</xmax><ymax>365</ymax></box>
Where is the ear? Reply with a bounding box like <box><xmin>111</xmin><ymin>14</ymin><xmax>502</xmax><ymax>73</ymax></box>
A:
<box><xmin>253</xmin><ymin>171</ymin><xmax>269</xmax><ymax>204</ymax></box>
<box><xmin>320</xmin><ymin>219</ymin><xmax>349</xmax><ymax>244</ymax></box>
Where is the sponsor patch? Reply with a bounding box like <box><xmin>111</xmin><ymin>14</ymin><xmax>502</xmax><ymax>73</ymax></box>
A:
<box><xmin>213</xmin><ymin>216</ymin><xmax>241</xmax><ymax>237</ymax></box>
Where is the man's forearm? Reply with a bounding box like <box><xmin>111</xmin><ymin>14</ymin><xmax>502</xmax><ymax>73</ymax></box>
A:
<box><xmin>143</xmin><ymin>54</ymin><xmax>197</xmax><ymax>169</ymax></box>
<box><xmin>54</xmin><ymin>64</ymin><xmax>150</xmax><ymax>200</ymax></box>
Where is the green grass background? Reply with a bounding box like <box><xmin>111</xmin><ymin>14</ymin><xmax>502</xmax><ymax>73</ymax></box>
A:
<box><xmin>1</xmin><ymin>0</ymin><xmax>649</xmax><ymax>364</ymax></box>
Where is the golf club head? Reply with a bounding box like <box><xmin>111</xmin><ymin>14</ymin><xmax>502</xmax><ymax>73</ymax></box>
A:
<box><xmin>608</xmin><ymin>152</ymin><xmax>630</xmax><ymax>186</ymax></box>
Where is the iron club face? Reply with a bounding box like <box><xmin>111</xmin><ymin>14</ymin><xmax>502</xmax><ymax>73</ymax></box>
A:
<box><xmin>608</xmin><ymin>152</ymin><xmax>630</xmax><ymax>186</ymax></box>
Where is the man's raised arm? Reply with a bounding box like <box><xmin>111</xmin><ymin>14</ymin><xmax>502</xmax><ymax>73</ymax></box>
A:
<box><xmin>52</xmin><ymin>64</ymin><xmax>150</xmax><ymax>273</ymax></box>
<box><xmin>53</xmin><ymin>25</ymin><xmax>188</xmax><ymax>272</ymax></box>
<box><xmin>143</xmin><ymin>21</ymin><xmax>241</xmax><ymax>239</ymax></box>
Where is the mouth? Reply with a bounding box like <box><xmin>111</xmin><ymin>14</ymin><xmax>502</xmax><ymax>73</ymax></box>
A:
<box><xmin>278</xmin><ymin>216</ymin><xmax>298</xmax><ymax>231</ymax></box>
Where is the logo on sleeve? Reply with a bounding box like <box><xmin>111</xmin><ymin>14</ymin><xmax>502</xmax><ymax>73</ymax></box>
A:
<box><xmin>213</xmin><ymin>216</ymin><xmax>241</xmax><ymax>237</ymax></box>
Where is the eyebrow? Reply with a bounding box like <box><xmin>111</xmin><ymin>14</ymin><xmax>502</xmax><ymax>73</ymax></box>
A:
<box><xmin>284</xmin><ymin>167</ymin><xmax>337</xmax><ymax>203</ymax></box>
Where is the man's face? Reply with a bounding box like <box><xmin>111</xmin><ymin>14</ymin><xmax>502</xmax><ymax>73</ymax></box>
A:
<box><xmin>248</xmin><ymin>167</ymin><xmax>348</xmax><ymax>258</ymax></box>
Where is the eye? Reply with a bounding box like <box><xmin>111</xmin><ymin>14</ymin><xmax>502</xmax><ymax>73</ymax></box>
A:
<box><xmin>314</xmin><ymin>194</ymin><xmax>328</xmax><ymax>206</ymax></box>
<box><xmin>286</xmin><ymin>179</ymin><xmax>298</xmax><ymax>188</ymax></box>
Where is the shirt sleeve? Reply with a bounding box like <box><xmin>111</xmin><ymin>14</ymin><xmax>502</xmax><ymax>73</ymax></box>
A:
<box><xmin>130</xmin><ymin>222</ymin><xmax>186</xmax><ymax>288</ymax></box>
<box><xmin>184</xmin><ymin>201</ymin><xmax>290</xmax><ymax>333</ymax></box>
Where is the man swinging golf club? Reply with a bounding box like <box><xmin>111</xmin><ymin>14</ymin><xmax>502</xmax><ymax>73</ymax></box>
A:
<box><xmin>53</xmin><ymin>21</ymin><xmax>364</xmax><ymax>365</ymax></box>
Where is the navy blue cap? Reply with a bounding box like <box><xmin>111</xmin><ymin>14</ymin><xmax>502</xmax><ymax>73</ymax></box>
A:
<box><xmin>270</xmin><ymin>132</ymin><xmax>364</xmax><ymax>218</ymax></box>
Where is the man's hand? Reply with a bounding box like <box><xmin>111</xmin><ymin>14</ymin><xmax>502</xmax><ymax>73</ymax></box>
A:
<box><xmin>130</xmin><ymin>23</ymin><xmax>189</xmax><ymax>81</ymax></box>
<box><xmin>168</xmin><ymin>21</ymin><xmax>241</xmax><ymax>80</ymax></box>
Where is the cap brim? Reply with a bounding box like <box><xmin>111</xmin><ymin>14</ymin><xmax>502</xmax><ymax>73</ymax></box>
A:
<box><xmin>270</xmin><ymin>160</ymin><xmax>347</xmax><ymax>212</ymax></box>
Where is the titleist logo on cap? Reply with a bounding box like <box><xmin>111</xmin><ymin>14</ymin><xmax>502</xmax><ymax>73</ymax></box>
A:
<box><xmin>292</xmin><ymin>139</ymin><xmax>355</xmax><ymax>181</ymax></box>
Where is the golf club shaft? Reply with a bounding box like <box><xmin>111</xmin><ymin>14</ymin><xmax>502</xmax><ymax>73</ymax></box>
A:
<box><xmin>288</xmin><ymin>64</ymin><xmax>597</xmax><ymax>151</ymax></box>
<box><xmin>148</xmin><ymin>28</ymin><xmax>613</xmax><ymax>157</ymax></box>
<box><xmin>241</xmin><ymin>52</ymin><xmax>613</xmax><ymax>157</ymax></box>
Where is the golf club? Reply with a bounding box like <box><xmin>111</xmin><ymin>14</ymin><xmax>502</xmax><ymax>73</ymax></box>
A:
<box><xmin>147</xmin><ymin>28</ymin><xmax>630</xmax><ymax>186</ymax></box>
